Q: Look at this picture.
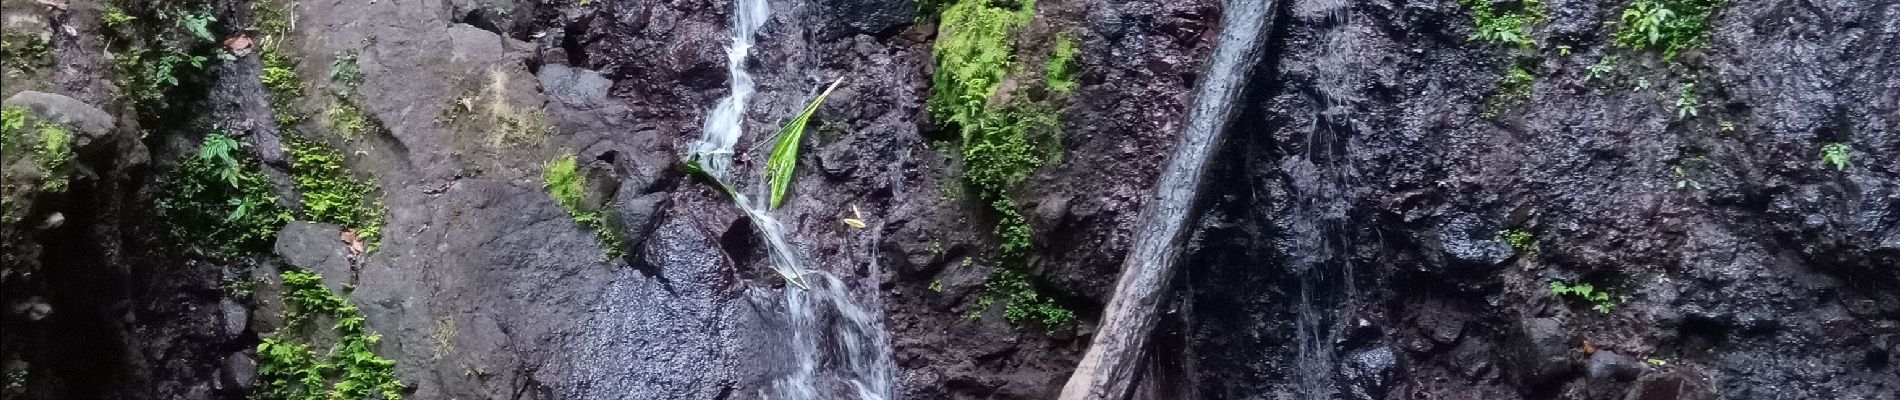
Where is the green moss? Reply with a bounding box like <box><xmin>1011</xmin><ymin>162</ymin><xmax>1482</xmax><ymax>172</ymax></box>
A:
<box><xmin>929</xmin><ymin>0</ymin><xmax>1035</xmax><ymax>138</ymax></box>
<box><xmin>0</xmin><ymin>31</ymin><xmax>53</xmax><ymax>73</ymax></box>
<box><xmin>33</xmin><ymin>123</ymin><xmax>72</xmax><ymax>192</ymax></box>
<box><xmin>1458</xmin><ymin>0</ymin><xmax>1545</xmax><ymax>50</ymax></box>
<box><xmin>322</xmin><ymin>101</ymin><xmax>376</xmax><ymax>140</ymax></box>
<box><xmin>1614</xmin><ymin>0</ymin><xmax>1724</xmax><ymax>60</ymax></box>
<box><xmin>1</xmin><ymin>107</ymin><xmax>76</xmax><ymax>193</ymax></box>
<box><xmin>543</xmin><ymin>153</ymin><xmax>628</xmax><ymax>260</ymax></box>
<box><xmin>930</xmin><ymin>0</ymin><xmax>1075</xmax><ymax>329</ymax></box>
<box><xmin>286</xmin><ymin>136</ymin><xmax>385</xmax><ymax>249</ymax></box>
<box><xmin>930</xmin><ymin>0</ymin><xmax>1062</xmax><ymax>255</ymax></box>
<box><xmin>258</xmin><ymin>269</ymin><xmax>405</xmax><ymax>400</ymax></box>
<box><xmin>973</xmin><ymin>267</ymin><xmax>1074</xmax><ymax>328</ymax></box>
<box><xmin>1044</xmin><ymin>34</ymin><xmax>1079</xmax><ymax>94</ymax></box>
<box><xmin>156</xmin><ymin>134</ymin><xmax>292</xmax><ymax>258</ymax></box>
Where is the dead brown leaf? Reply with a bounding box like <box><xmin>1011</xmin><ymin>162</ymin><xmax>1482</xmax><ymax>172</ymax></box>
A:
<box><xmin>224</xmin><ymin>35</ymin><xmax>254</xmax><ymax>56</ymax></box>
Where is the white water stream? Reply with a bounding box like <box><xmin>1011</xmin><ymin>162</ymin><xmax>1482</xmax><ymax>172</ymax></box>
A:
<box><xmin>689</xmin><ymin>0</ymin><xmax>894</xmax><ymax>398</ymax></box>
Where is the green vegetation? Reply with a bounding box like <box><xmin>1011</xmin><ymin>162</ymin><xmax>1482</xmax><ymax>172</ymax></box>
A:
<box><xmin>1458</xmin><ymin>0</ymin><xmax>1545</xmax><ymax>50</ymax></box>
<box><xmin>103</xmin><ymin>1</ymin><xmax>218</xmax><ymax>109</ymax></box>
<box><xmin>1500</xmin><ymin>229</ymin><xmax>1536</xmax><ymax>255</ymax></box>
<box><xmin>329</xmin><ymin>51</ymin><xmax>363</xmax><ymax>87</ymax></box>
<box><xmin>258</xmin><ymin>1</ymin><xmax>304</xmax><ymax>126</ymax></box>
<box><xmin>1819</xmin><ymin>143</ymin><xmax>1851</xmax><ymax>171</ymax></box>
<box><xmin>287</xmin><ymin>136</ymin><xmax>386</xmax><ymax>249</ymax></box>
<box><xmin>223</xmin><ymin>275</ymin><xmax>260</xmax><ymax>299</ymax></box>
<box><xmin>102</xmin><ymin>6</ymin><xmax>137</xmax><ymax>29</ymax></box>
<box><xmin>1</xmin><ymin>31</ymin><xmax>53</xmax><ymax>73</ymax></box>
<box><xmin>930</xmin><ymin>0</ymin><xmax>1063</xmax><ymax>254</ymax></box>
<box><xmin>321</xmin><ymin>53</ymin><xmax>385</xmax><ymax>141</ymax></box>
<box><xmin>1485</xmin><ymin>65</ymin><xmax>1535</xmax><ymax>118</ymax></box>
<box><xmin>1673</xmin><ymin>155</ymin><xmax>1707</xmax><ymax>190</ymax></box>
<box><xmin>156</xmin><ymin>134</ymin><xmax>292</xmax><ymax>258</ymax></box>
<box><xmin>1585</xmin><ymin>55</ymin><xmax>1618</xmax><ymax>83</ymax></box>
<box><xmin>323</xmin><ymin>101</ymin><xmax>377</xmax><ymax>140</ymax></box>
<box><xmin>929</xmin><ymin>0</ymin><xmax>1075</xmax><ymax>328</ymax></box>
<box><xmin>765</xmin><ymin>78</ymin><xmax>844</xmax><ymax>209</ymax></box>
<box><xmin>544</xmin><ymin>153</ymin><xmax>628</xmax><ymax>260</ymax></box>
<box><xmin>1614</xmin><ymin>0</ymin><xmax>1724</xmax><ymax>60</ymax></box>
<box><xmin>1044</xmin><ymin>34</ymin><xmax>1079</xmax><ymax>94</ymax></box>
<box><xmin>31</xmin><ymin>123</ymin><xmax>72</xmax><ymax>192</ymax></box>
<box><xmin>1</xmin><ymin>107</ymin><xmax>75</xmax><ymax>193</ymax></box>
<box><xmin>257</xmin><ymin>269</ymin><xmax>404</xmax><ymax>400</ymax></box>
<box><xmin>1674</xmin><ymin>80</ymin><xmax>1699</xmax><ymax>120</ymax></box>
<box><xmin>982</xmin><ymin>267</ymin><xmax>1075</xmax><ymax>327</ymax></box>
<box><xmin>1549</xmin><ymin>280</ymin><xmax>1618</xmax><ymax>314</ymax></box>
<box><xmin>1633</xmin><ymin>5</ymin><xmax>1723</xmax><ymax>61</ymax></box>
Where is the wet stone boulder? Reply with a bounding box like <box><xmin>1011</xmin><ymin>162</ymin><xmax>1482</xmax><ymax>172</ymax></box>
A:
<box><xmin>2</xmin><ymin>91</ymin><xmax>114</xmax><ymax>155</ymax></box>
<box><xmin>272</xmin><ymin>221</ymin><xmax>354</xmax><ymax>292</ymax></box>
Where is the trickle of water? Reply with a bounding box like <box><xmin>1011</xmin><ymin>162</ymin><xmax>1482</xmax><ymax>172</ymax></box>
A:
<box><xmin>1289</xmin><ymin>0</ymin><xmax>1360</xmax><ymax>398</ymax></box>
<box><xmin>767</xmin><ymin>274</ymin><xmax>895</xmax><ymax>400</ymax></box>
<box><xmin>685</xmin><ymin>0</ymin><xmax>895</xmax><ymax>398</ymax></box>
<box><xmin>692</xmin><ymin>0</ymin><xmax>773</xmax><ymax>182</ymax></box>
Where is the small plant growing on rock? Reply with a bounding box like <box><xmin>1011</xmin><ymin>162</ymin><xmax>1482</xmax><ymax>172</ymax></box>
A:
<box><xmin>329</xmin><ymin>51</ymin><xmax>364</xmax><ymax>88</ymax></box>
<box><xmin>286</xmin><ymin>136</ymin><xmax>386</xmax><ymax>250</ymax></box>
<box><xmin>259</xmin><ymin>269</ymin><xmax>405</xmax><ymax>400</ymax></box>
<box><xmin>1585</xmin><ymin>55</ymin><xmax>1618</xmax><ymax>83</ymax></box>
<box><xmin>1484</xmin><ymin>65</ymin><xmax>1534</xmax><ymax>118</ymax></box>
<box><xmin>543</xmin><ymin>152</ymin><xmax>628</xmax><ymax>260</ymax></box>
<box><xmin>1674</xmin><ymin>81</ymin><xmax>1699</xmax><ymax>120</ymax></box>
<box><xmin>1549</xmin><ymin>280</ymin><xmax>1619</xmax><ymax>314</ymax></box>
<box><xmin>1045</xmin><ymin>34</ymin><xmax>1080</xmax><ymax>94</ymax></box>
<box><xmin>973</xmin><ymin>266</ymin><xmax>1076</xmax><ymax>329</ymax></box>
<box><xmin>1458</xmin><ymin>0</ymin><xmax>1545</xmax><ymax>50</ymax></box>
<box><xmin>1</xmin><ymin>108</ymin><xmax>76</xmax><ymax>192</ymax></box>
<box><xmin>0</xmin><ymin>31</ymin><xmax>53</xmax><ymax>73</ymax></box>
<box><xmin>1614</xmin><ymin>0</ymin><xmax>1724</xmax><ymax>60</ymax></box>
<box><xmin>1819</xmin><ymin>143</ymin><xmax>1851</xmax><ymax>171</ymax></box>
<box><xmin>156</xmin><ymin>134</ymin><xmax>292</xmax><ymax>258</ymax></box>
<box><xmin>1500</xmin><ymin>229</ymin><xmax>1537</xmax><ymax>255</ymax></box>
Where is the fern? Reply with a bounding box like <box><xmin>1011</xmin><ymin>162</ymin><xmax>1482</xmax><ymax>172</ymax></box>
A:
<box><xmin>763</xmin><ymin>77</ymin><xmax>845</xmax><ymax>209</ymax></box>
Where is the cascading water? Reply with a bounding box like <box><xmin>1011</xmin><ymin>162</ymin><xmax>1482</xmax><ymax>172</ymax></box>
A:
<box><xmin>692</xmin><ymin>0</ymin><xmax>771</xmax><ymax>182</ymax></box>
<box><xmin>1287</xmin><ymin>0</ymin><xmax>1361</xmax><ymax>398</ymax></box>
<box><xmin>688</xmin><ymin>0</ymin><xmax>895</xmax><ymax>399</ymax></box>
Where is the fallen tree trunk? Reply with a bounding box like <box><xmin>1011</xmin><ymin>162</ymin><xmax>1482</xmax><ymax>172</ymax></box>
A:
<box><xmin>1057</xmin><ymin>0</ymin><xmax>1279</xmax><ymax>398</ymax></box>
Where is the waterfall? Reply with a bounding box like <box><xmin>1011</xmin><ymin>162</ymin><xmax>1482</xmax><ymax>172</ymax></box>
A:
<box><xmin>688</xmin><ymin>0</ymin><xmax>895</xmax><ymax>398</ymax></box>
<box><xmin>1289</xmin><ymin>0</ymin><xmax>1360</xmax><ymax>398</ymax></box>
<box><xmin>692</xmin><ymin>0</ymin><xmax>772</xmax><ymax>182</ymax></box>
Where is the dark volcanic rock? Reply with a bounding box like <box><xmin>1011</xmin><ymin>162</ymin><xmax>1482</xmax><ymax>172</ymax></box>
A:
<box><xmin>4</xmin><ymin>0</ymin><xmax>1896</xmax><ymax>399</ymax></box>
<box><xmin>271</xmin><ymin>221</ymin><xmax>351</xmax><ymax>290</ymax></box>
<box><xmin>1</xmin><ymin>91</ymin><xmax>115</xmax><ymax>153</ymax></box>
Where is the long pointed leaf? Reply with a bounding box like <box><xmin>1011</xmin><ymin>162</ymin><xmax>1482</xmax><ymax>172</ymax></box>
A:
<box><xmin>765</xmin><ymin>77</ymin><xmax>846</xmax><ymax>209</ymax></box>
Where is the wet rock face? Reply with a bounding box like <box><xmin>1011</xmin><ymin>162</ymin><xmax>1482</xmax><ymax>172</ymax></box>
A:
<box><xmin>1171</xmin><ymin>0</ymin><xmax>1900</xmax><ymax>397</ymax></box>
<box><xmin>5</xmin><ymin>0</ymin><xmax>1896</xmax><ymax>398</ymax></box>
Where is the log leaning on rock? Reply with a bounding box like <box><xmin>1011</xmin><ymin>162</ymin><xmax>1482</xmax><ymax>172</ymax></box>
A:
<box><xmin>1056</xmin><ymin>0</ymin><xmax>1279</xmax><ymax>399</ymax></box>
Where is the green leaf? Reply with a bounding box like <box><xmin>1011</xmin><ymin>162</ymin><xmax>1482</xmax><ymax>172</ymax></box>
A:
<box><xmin>683</xmin><ymin>156</ymin><xmax>737</xmax><ymax>199</ymax></box>
<box><xmin>764</xmin><ymin>77</ymin><xmax>845</xmax><ymax>210</ymax></box>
